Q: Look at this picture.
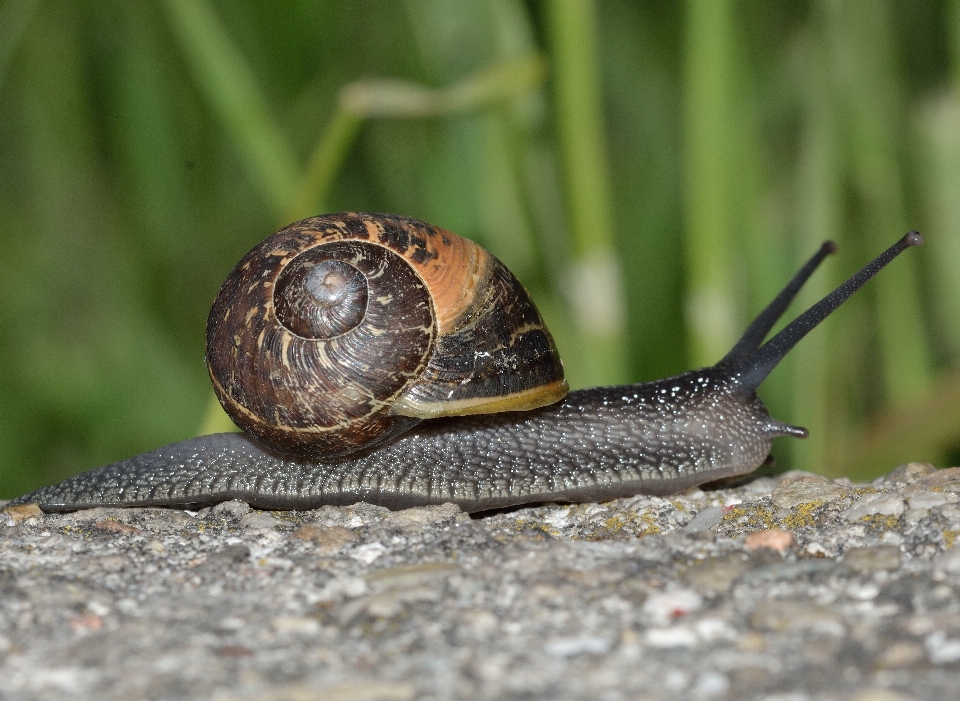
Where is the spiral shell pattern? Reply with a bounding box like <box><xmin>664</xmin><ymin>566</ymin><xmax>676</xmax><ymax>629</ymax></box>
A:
<box><xmin>206</xmin><ymin>213</ymin><xmax>566</xmax><ymax>458</ymax></box>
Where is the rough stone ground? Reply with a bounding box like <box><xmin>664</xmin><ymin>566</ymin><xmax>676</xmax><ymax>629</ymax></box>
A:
<box><xmin>2</xmin><ymin>463</ymin><xmax>960</xmax><ymax>701</ymax></box>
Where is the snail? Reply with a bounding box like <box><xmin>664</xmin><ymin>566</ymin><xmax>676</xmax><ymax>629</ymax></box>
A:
<box><xmin>10</xmin><ymin>213</ymin><xmax>922</xmax><ymax>514</ymax></box>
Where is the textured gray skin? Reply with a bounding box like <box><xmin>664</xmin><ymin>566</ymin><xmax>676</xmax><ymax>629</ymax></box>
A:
<box><xmin>12</xmin><ymin>369</ymin><xmax>804</xmax><ymax>513</ymax></box>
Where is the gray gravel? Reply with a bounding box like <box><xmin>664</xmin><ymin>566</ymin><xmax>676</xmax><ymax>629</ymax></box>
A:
<box><xmin>2</xmin><ymin>462</ymin><xmax>960</xmax><ymax>701</ymax></box>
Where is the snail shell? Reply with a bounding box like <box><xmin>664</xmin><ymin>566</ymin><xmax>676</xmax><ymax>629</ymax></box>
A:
<box><xmin>205</xmin><ymin>212</ymin><xmax>568</xmax><ymax>458</ymax></box>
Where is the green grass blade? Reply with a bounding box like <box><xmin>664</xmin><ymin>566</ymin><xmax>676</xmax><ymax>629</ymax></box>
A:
<box><xmin>0</xmin><ymin>0</ymin><xmax>39</xmax><ymax>92</ymax></box>
<box><xmin>162</xmin><ymin>0</ymin><xmax>298</xmax><ymax>214</ymax></box>
<box><xmin>683</xmin><ymin>0</ymin><xmax>738</xmax><ymax>367</ymax></box>
<box><xmin>822</xmin><ymin>0</ymin><xmax>933</xmax><ymax>404</ymax></box>
<box><xmin>545</xmin><ymin>0</ymin><xmax>626</xmax><ymax>386</ymax></box>
<box><xmin>790</xmin><ymin>28</ymin><xmax>843</xmax><ymax>476</ymax></box>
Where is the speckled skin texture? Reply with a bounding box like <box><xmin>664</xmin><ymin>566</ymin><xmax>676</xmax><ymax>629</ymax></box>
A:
<box><xmin>12</xmin><ymin>369</ymin><xmax>803</xmax><ymax>513</ymax></box>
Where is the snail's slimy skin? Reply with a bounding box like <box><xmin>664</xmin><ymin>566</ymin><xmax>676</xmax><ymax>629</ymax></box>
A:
<box><xmin>10</xmin><ymin>370</ymin><xmax>803</xmax><ymax>513</ymax></box>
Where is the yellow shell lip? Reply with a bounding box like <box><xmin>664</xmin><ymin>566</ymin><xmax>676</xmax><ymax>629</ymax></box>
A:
<box><xmin>389</xmin><ymin>379</ymin><xmax>569</xmax><ymax>419</ymax></box>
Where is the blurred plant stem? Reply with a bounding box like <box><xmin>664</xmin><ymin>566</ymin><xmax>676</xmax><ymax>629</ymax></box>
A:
<box><xmin>0</xmin><ymin>0</ymin><xmax>38</xmax><ymax>92</ymax></box>
<box><xmin>545</xmin><ymin>0</ymin><xmax>627</xmax><ymax>386</ymax></box>
<box><xmin>822</xmin><ymin>0</ymin><xmax>933</xmax><ymax>403</ymax></box>
<box><xmin>285</xmin><ymin>53</ymin><xmax>548</xmax><ymax>222</ymax></box>
<box><xmin>917</xmin><ymin>2</ymin><xmax>960</xmax><ymax>361</ymax></box>
<box><xmin>162</xmin><ymin>0</ymin><xmax>298</xmax><ymax>214</ymax></box>
<box><xmin>789</xmin><ymin>28</ymin><xmax>842</xmax><ymax>476</ymax></box>
<box><xmin>683</xmin><ymin>0</ymin><xmax>738</xmax><ymax>367</ymax></box>
<box><xmin>951</xmin><ymin>0</ymin><xmax>960</xmax><ymax>86</ymax></box>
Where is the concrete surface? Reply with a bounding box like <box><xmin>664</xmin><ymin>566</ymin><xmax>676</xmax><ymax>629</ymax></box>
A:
<box><xmin>2</xmin><ymin>462</ymin><xmax>960</xmax><ymax>701</ymax></box>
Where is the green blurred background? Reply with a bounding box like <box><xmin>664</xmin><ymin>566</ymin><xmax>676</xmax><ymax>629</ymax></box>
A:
<box><xmin>2</xmin><ymin>0</ymin><xmax>959</xmax><ymax>499</ymax></box>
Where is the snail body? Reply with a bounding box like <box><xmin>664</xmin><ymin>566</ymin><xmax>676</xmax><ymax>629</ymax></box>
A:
<box><xmin>10</xmin><ymin>214</ymin><xmax>922</xmax><ymax>513</ymax></box>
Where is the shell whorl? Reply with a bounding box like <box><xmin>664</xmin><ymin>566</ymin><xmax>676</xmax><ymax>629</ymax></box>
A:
<box><xmin>205</xmin><ymin>213</ymin><xmax>567</xmax><ymax>459</ymax></box>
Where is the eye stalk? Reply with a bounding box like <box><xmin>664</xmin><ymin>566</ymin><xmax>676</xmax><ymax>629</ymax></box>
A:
<box><xmin>729</xmin><ymin>231</ymin><xmax>923</xmax><ymax>397</ymax></box>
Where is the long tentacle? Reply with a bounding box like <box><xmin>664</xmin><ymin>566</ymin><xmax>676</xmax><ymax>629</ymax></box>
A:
<box><xmin>732</xmin><ymin>231</ymin><xmax>923</xmax><ymax>396</ymax></box>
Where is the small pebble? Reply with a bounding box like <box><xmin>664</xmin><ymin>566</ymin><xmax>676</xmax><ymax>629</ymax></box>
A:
<box><xmin>271</xmin><ymin>616</ymin><xmax>322</xmax><ymax>636</ymax></box>
<box><xmin>744</xmin><ymin>529</ymin><xmax>795</xmax><ymax>553</ymax></box>
<box><xmin>683</xmin><ymin>506</ymin><xmax>723</xmax><ymax>532</ymax></box>
<box><xmin>771</xmin><ymin>479</ymin><xmax>850</xmax><ymax>509</ymax></box>
<box><xmin>874</xmin><ymin>641</ymin><xmax>926</xmax><ymax>668</ymax></box>
<box><xmin>292</xmin><ymin>524</ymin><xmax>357</xmax><ymax>554</ymax></box>
<box><xmin>351</xmin><ymin>542</ymin><xmax>387</xmax><ymax>565</ymax></box>
<box><xmin>208</xmin><ymin>499</ymin><xmax>252</xmax><ymax>521</ymax></box>
<box><xmin>642</xmin><ymin>590</ymin><xmax>702</xmax><ymax>625</ymax></box>
<box><xmin>841</xmin><ymin>545</ymin><xmax>901</xmax><ymax>575</ymax></box>
<box><xmin>880</xmin><ymin>462</ymin><xmax>938</xmax><ymax>485</ymax></box>
<box><xmin>849</xmin><ymin>689</ymin><xmax>924</xmax><ymax>701</ymax></box>
<box><xmin>240</xmin><ymin>512</ymin><xmax>281</xmax><ymax>530</ymax></box>
<box><xmin>2</xmin><ymin>503</ymin><xmax>42</xmax><ymax>522</ymax></box>
<box><xmin>919</xmin><ymin>466</ymin><xmax>960</xmax><ymax>488</ymax></box>
<box><xmin>906</xmin><ymin>491</ymin><xmax>956</xmax><ymax>510</ymax></box>
<box><xmin>843</xmin><ymin>493</ymin><xmax>906</xmax><ymax>521</ymax></box>
<box><xmin>383</xmin><ymin>503</ymin><xmax>462</xmax><ymax>528</ymax></box>
<box><xmin>543</xmin><ymin>636</ymin><xmax>611</xmax><ymax>657</ymax></box>
<box><xmin>93</xmin><ymin>519</ymin><xmax>141</xmax><ymax>535</ymax></box>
